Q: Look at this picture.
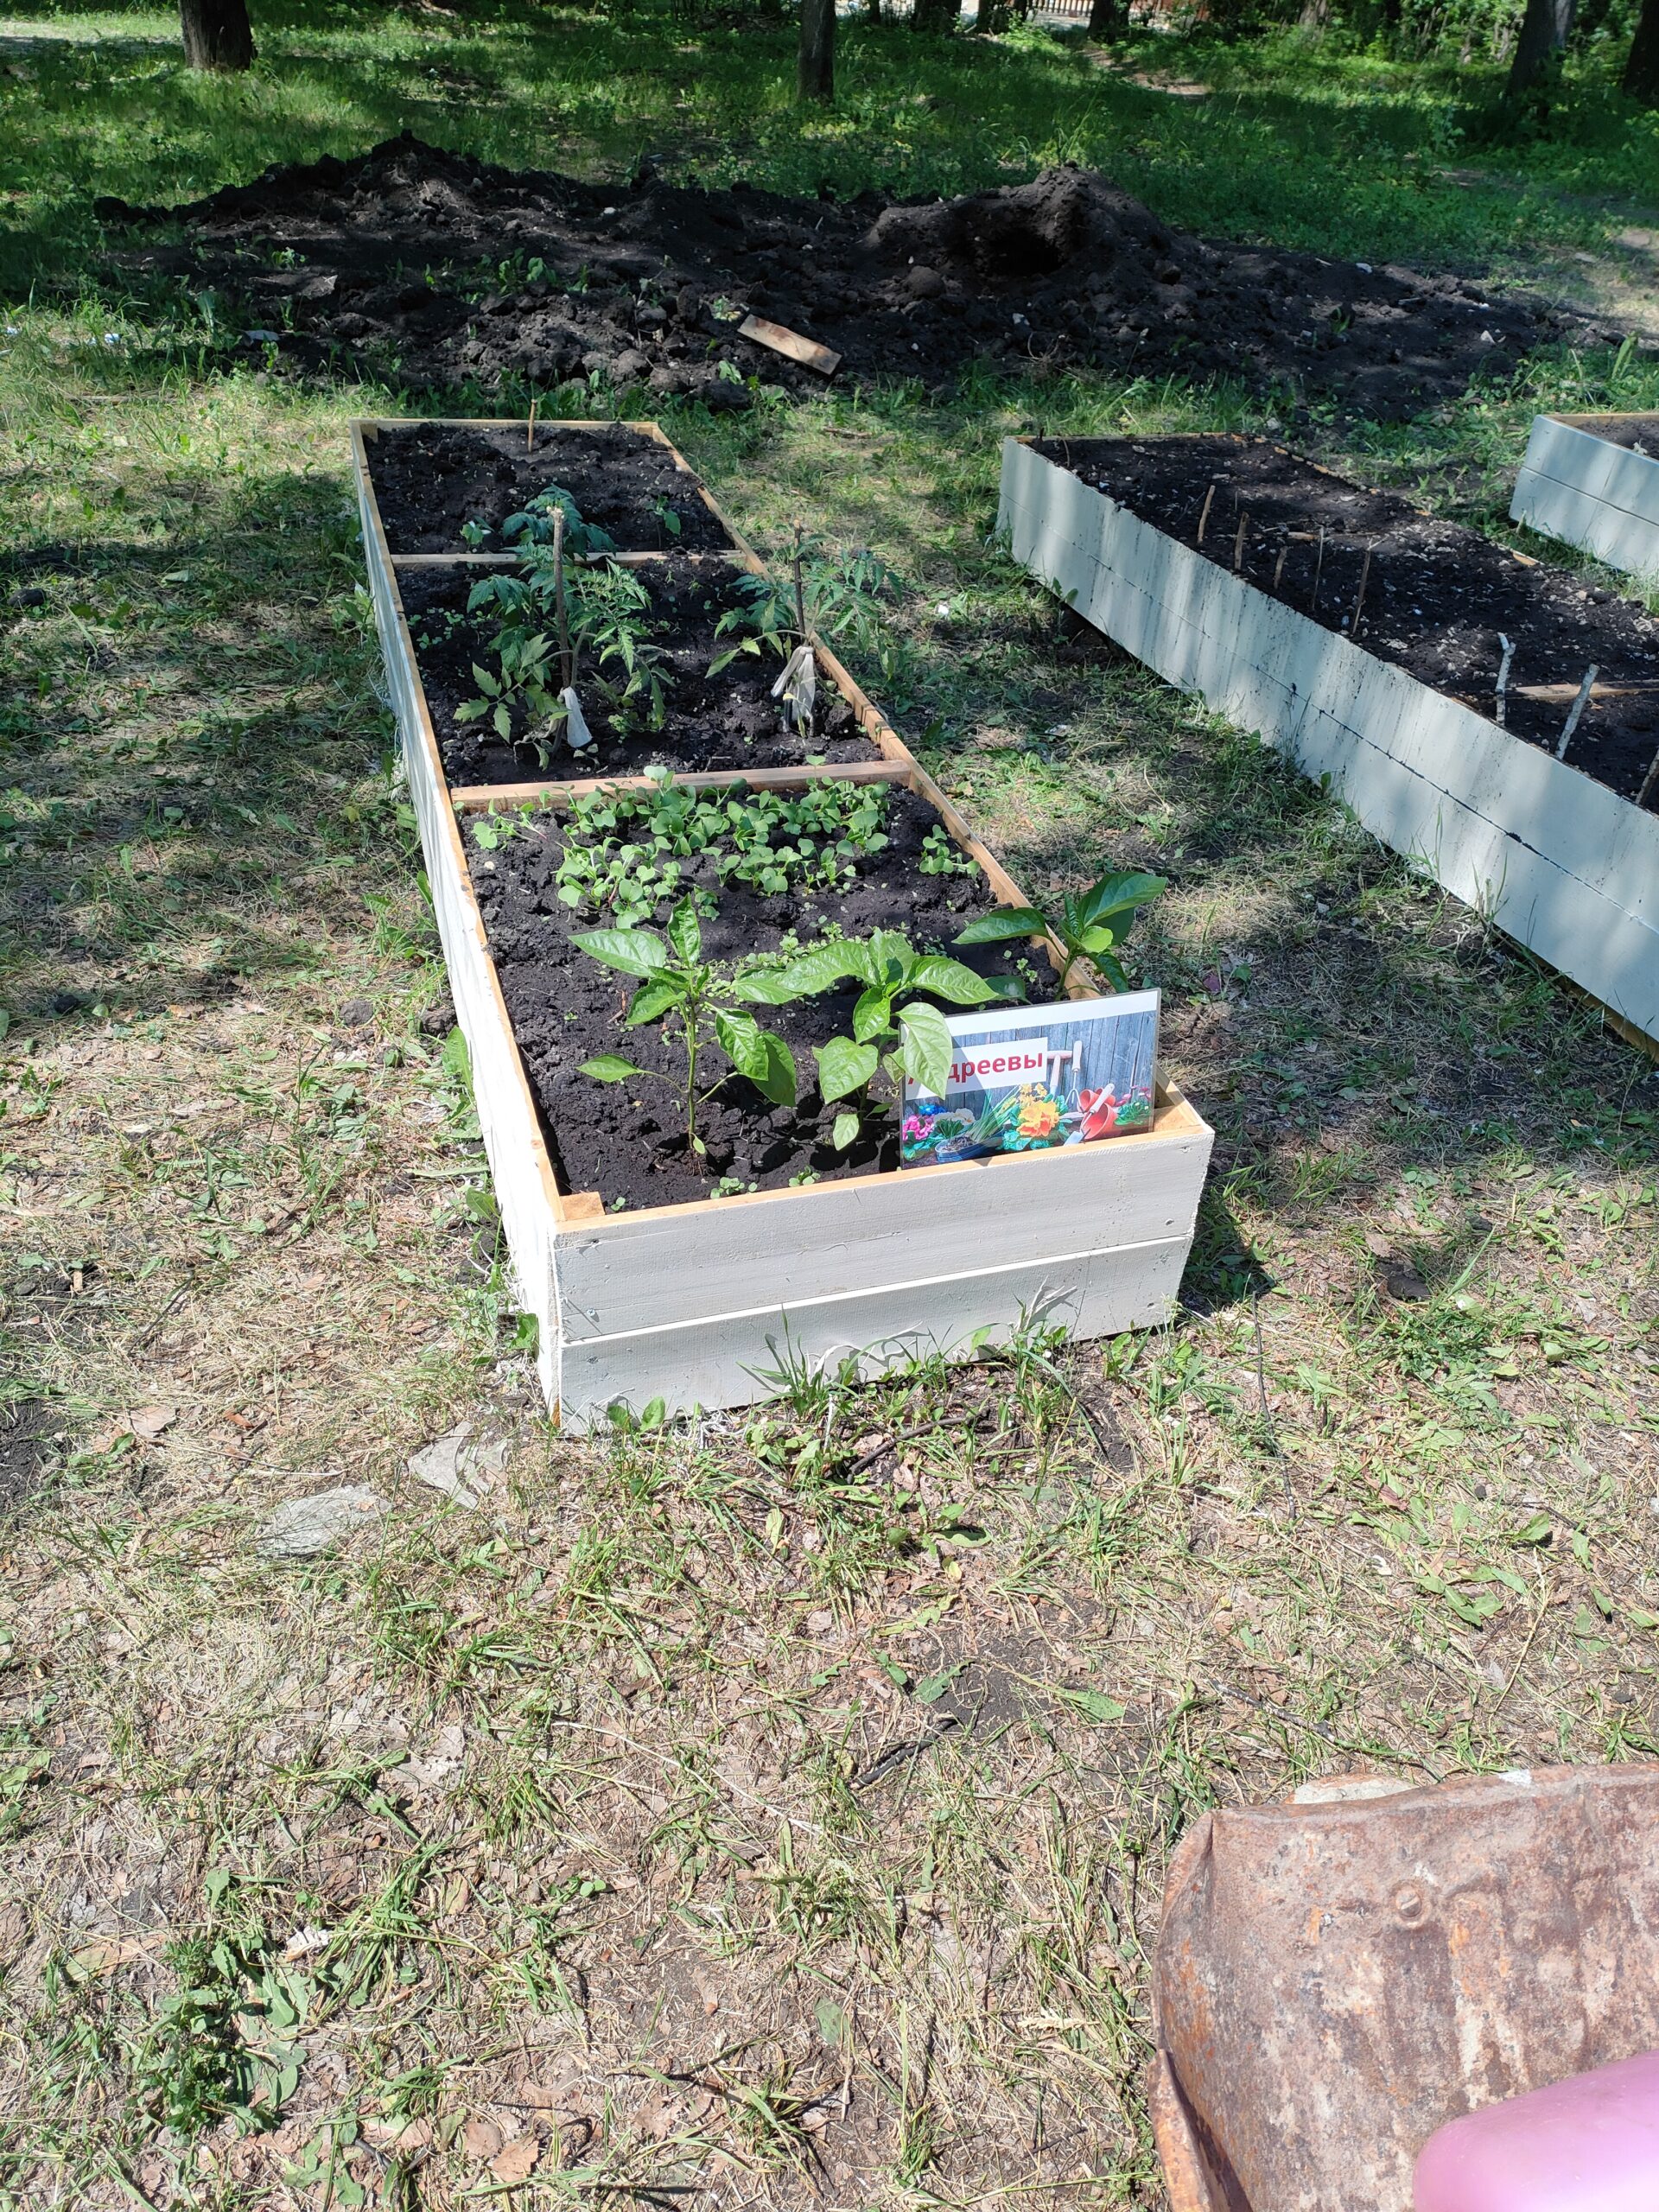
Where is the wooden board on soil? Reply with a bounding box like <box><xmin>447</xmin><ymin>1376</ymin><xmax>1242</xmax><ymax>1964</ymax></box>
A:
<box><xmin>1038</xmin><ymin>435</ymin><xmax>1659</xmax><ymax>804</ymax></box>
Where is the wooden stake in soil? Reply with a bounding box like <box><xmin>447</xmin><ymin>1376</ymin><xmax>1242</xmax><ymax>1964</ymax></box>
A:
<box><xmin>1197</xmin><ymin>482</ymin><xmax>1216</xmax><ymax>547</ymax></box>
<box><xmin>1233</xmin><ymin>513</ymin><xmax>1249</xmax><ymax>573</ymax></box>
<box><xmin>1495</xmin><ymin>633</ymin><xmax>1514</xmax><ymax>728</ymax></box>
<box><xmin>552</xmin><ymin>505</ymin><xmax>572</xmax><ymax>692</ymax></box>
<box><xmin>1311</xmin><ymin>524</ymin><xmax>1325</xmax><ymax>615</ymax></box>
<box><xmin>527</xmin><ymin>397</ymin><xmax>538</xmax><ymax>455</ymax></box>
<box><xmin>1273</xmin><ymin>545</ymin><xmax>1288</xmax><ymax>593</ymax></box>
<box><xmin>792</xmin><ymin>522</ymin><xmax>807</xmax><ymax>642</ymax></box>
<box><xmin>1349</xmin><ymin>543</ymin><xmax>1373</xmax><ymax>639</ymax></box>
<box><xmin>1555</xmin><ymin>664</ymin><xmax>1599</xmax><ymax>760</ymax></box>
<box><xmin>1637</xmin><ymin>740</ymin><xmax>1659</xmax><ymax>810</ymax></box>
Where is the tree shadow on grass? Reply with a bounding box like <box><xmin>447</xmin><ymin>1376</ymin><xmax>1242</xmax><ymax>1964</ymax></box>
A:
<box><xmin>0</xmin><ymin>467</ymin><xmax>402</xmax><ymax>1032</ymax></box>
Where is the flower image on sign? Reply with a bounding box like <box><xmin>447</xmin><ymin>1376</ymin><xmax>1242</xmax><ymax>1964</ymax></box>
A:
<box><xmin>899</xmin><ymin>991</ymin><xmax>1159</xmax><ymax>1166</ymax></box>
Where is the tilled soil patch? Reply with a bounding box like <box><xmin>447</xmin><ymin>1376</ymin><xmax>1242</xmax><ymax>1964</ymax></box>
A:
<box><xmin>469</xmin><ymin>785</ymin><xmax>1059</xmax><ymax>1210</ymax></box>
<box><xmin>94</xmin><ymin>136</ymin><xmax>1616</xmax><ymax>419</ymax></box>
<box><xmin>1041</xmin><ymin>434</ymin><xmax>1659</xmax><ymax>801</ymax></box>
<box><xmin>371</xmin><ymin>422</ymin><xmax>734</xmax><ymax>553</ymax></box>
<box><xmin>400</xmin><ymin>558</ymin><xmax>881</xmax><ymax>785</ymax></box>
<box><xmin>1555</xmin><ymin>413</ymin><xmax>1659</xmax><ymax>454</ymax></box>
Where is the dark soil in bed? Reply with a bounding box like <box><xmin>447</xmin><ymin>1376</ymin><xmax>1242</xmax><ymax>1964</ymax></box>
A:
<box><xmin>1555</xmin><ymin>414</ymin><xmax>1659</xmax><ymax>455</ymax></box>
<box><xmin>369</xmin><ymin>423</ymin><xmax>734</xmax><ymax>554</ymax></box>
<box><xmin>400</xmin><ymin>559</ymin><xmax>881</xmax><ymax>785</ymax></box>
<box><xmin>469</xmin><ymin>786</ymin><xmax>1061</xmax><ymax>1211</ymax></box>
<box><xmin>94</xmin><ymin>137</ymin><xmax>1619</xmax><ymax>422</ymax></box>
<box><xmin>1039</xmin><ymin>435</ymin><xmax>1659</xmax><ymax>804</ymax></box>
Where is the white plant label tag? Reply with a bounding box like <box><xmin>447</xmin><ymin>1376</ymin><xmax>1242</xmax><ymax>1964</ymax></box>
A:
<box><xmin>771</xmin><ymin>642</ymin><xmax>817</xmax><ymax>734</ymax></box>
<box><xmin>560</xmin><ymin>686</ymin><xmax>595</xmax><ymax>750</ymax></box>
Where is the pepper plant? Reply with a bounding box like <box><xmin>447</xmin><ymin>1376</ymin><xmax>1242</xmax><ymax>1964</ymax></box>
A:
<box><xmin>746</xmin><ymin>929</ymin><xmax>1019</xmax><ymax>1150</ymax></box>
<box><xmin>577</xmin><ymin>899</ymin><xmax>799</xmax><ymax>1153</ymax></box>
<box><xmin>954</xmin><ymin>868</ymin><xmax>1166</xmax><ymax>991</ymax></box>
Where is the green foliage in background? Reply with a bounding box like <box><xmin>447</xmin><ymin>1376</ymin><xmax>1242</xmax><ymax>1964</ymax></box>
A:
<box><xmin>2</xmin><ymin>0</ymin><xmax>1658</xmax><ymax>311</ymax></box>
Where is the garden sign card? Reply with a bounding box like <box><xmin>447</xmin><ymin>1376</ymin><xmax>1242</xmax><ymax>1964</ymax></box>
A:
<box><xmin>899</xmin><ymin>991</ymin><xmax>1160</xmax><ymax>1167</ymax></box>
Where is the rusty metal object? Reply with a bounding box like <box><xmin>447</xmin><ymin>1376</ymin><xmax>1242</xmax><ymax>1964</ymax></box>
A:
<box><xmin>1150</xmin><ymin>1764</ymin><xmax>1659</xmax><ymax>2211</ymax></box>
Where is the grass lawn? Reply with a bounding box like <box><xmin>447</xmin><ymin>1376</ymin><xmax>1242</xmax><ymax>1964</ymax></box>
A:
<box><xmin>3</xmin><ymin>6</ymin><xmax>1659</xmax><ymax>2206</ymax></box>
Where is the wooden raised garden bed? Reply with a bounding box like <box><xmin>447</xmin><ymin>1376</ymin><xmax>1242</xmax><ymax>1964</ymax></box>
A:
<box><xmin>1510</xmin><ymin>410</ymin><xmax>1659</xmax><ymax>582</ymax></box>
<box><xmin>353</xmin><ymin>417</ymin><xmax>1213</xmax><ymax>1426</ymax></box>
<box><xmin>1000</xmin><ymin>432</ymin><xmax>1659</xmax><ymax>1055</ymax></box>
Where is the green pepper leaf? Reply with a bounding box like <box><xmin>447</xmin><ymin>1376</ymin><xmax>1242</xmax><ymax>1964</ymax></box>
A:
<box><xmin>897</xmin><ymin>1000</ymin><xmax>953</xmax><ymax>1097</ymax></box>
<box><xmin>952</xmin><ymin>906</ymin><xmax>1047</xmax><ymax>946</ymax></box>
<box><xmin>574</xmin><ymin>927</ymin><xmax>669</xmax><ymax>978</ymax></box>
<box><xmin>1077</xmin><ymin>868</ymin><xmax>1166</xmax><ymax>934</ymax></box>
<box><xmin>815</xmin><ymin>1036</ymin><xmax>880</xmax><ymax>1103</ymax></box>
<box><xmin>736</xmin><ymin>946</ymin><xmax>858</xmax><ymax>1002</ymax></box>
<box><xmin>665</xmin><ymin>897</ymin><xmax>702</xmax><ymax>967</ymax></box>
<box><xmin>906</xmin><ymin>955</ymin><xmax>999</xmax><ymax>1006</ymax></box>
<box><xmin>851</xmin><ymin>982</ymin><xmax>893</xmax><ymax>1043</ymax></box>
<box><xmin>626</xmin><ymin>975</ymin><xmax>682</xmax><ymax>1026</ymax></box>
<box><xmin>581</xmin><ymin>1054</ymin><xmax>645</xmax><ymax>1083</ymax></box>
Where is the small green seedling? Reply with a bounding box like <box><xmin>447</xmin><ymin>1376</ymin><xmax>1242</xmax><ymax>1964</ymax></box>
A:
<box><xmin>954</xmin><ymin>868</ymin><xmax>1166</xmax><ymax>991</ymax></box>
<box><xmin>501</xmin><ymin>485</ymin><xmax>617</xmax><ymax>561</ymax></box>
<box><xmin>577</xmin><ymin>898</ymin><xmax>799</xmax><ymax>1153</ymax></box>
<box><xmin>747</xmin><ymin>929</ymin><xmax>1017</xmax><ymax>1150</ymax></box>
<box><xmin>918</xmin><ymin>824</ymin><xmax>976</xmax><ymax>877</ymax></box>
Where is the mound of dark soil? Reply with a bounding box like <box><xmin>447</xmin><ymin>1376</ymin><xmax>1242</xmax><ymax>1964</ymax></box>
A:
<box><xmin>96</xmin><ymin>136</ymin><xmax>1617</xmax><ymax>419</ymax></box>
<box><xmin>470</xmin><ymin>785</ymin><xmax>1059</xmax><ymax>1210</ymax></box>
<box><xmin>1046</xmin><ymin>435</ymin><xmax>1659</xmax><ymax>802</ymax></box>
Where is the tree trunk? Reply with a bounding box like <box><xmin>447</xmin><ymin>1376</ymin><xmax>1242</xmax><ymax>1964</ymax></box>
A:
<box><xmin>1624</xmin><ymin>0</ymin><xmax>1659</xmax><ymax>98</ymax></box>
<box><xmin>1504</xmin><ymin>0</ymin><xmax>1575</xmax><ymax>104</ymax></box>
<box><xmin>912</xmin><ymin>0</ymin><xmax>957</xmax><ymax>31</ymax></box>
<box><xmin>798</xmin><ymin>0</ymin><xmax>834</xmax><ymax>101</ymax></box>
<box><xmin>1087</xmin><ymin>0</ymin><xmax>1125</xmax><ymax>35</ymax></box>
<box><xmin>181</xmin><ymin>0</ymin><xmax>254</xmax><ymax>70</ymax></box>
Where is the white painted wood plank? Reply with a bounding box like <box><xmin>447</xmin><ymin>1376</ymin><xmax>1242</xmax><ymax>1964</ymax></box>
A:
<box><xmin>1000</xmin><ymin>439</ymin><xmax>1659</xmax><ymax>1048</ymax></box>
<box><xmin>1531</xmin><ymin>417</ymin><xmax>1659</xmax><ymax>531</ymax></box>
<box><xmin>554</xmin><ymin>1113</ymin><xmax>1213</xmax><ymax>1341</ymax></box>
<box><xmin>353</xmin><ymin>430</ymin><xmax>565</xmax><ymax>1404</ymax></box>
<box><xmin>556</xmin><ymin>1234</ymin><xmax>1194</xmax><ymax>1426</ymax></box>
<box><xmin>1512</xmin><ymin>416</ymin><xmax>1659</xmax><ymax>578</ymax></box>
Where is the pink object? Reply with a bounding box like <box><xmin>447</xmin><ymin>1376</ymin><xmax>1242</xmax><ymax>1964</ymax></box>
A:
<box><xmin>1414</xmin><ymin>2050</ymin><xmax>1659</xmax><ymax>2212</ymax></box>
